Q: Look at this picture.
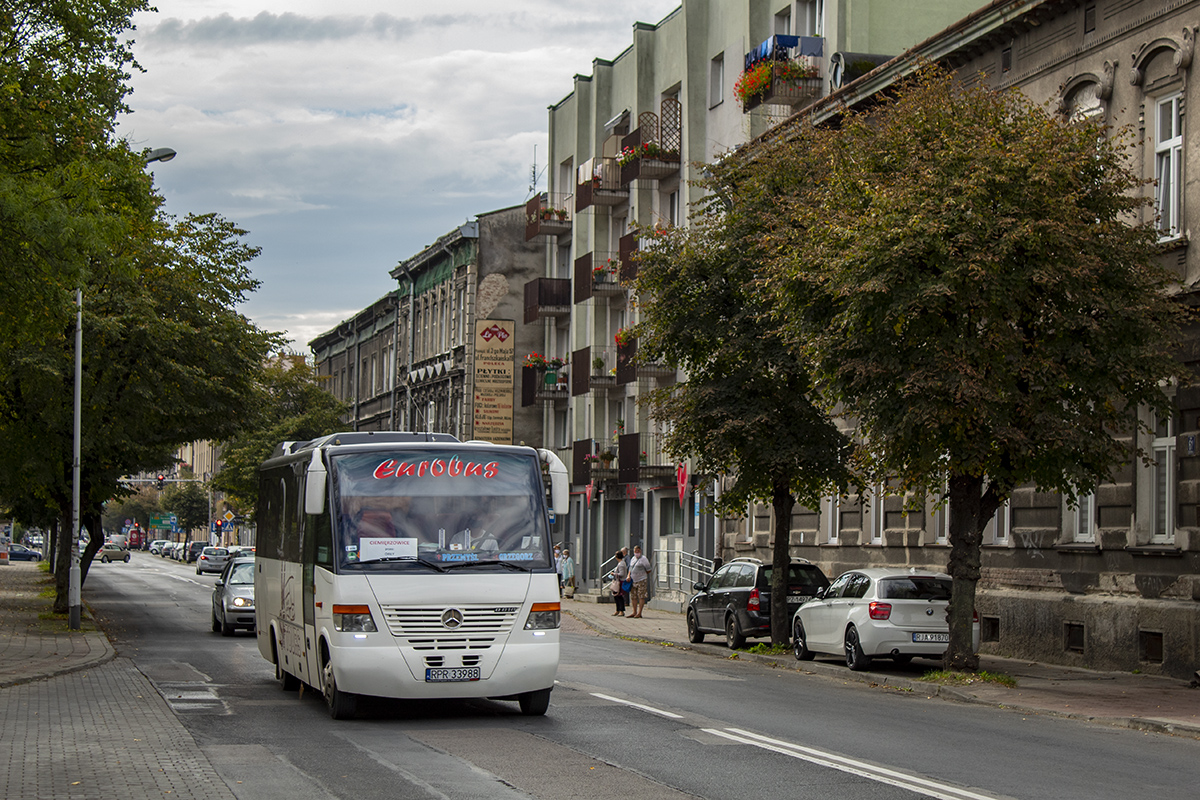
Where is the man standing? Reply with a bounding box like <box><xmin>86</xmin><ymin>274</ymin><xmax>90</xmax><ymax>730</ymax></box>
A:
<box><xmin>627</xmin><ymin>545</ymin><xmax>650</xmax><ymax>618</ymax></box>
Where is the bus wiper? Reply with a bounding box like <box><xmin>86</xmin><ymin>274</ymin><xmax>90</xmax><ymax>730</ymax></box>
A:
<box><xmin>443</xmin><ymin>560</ymin><xmax>531</xmax><ymax>572</ymax></box>
<box><xmin>356</xmin><ymin>557</ymin><xmax>445</xmax><ymax>572</ymax></box>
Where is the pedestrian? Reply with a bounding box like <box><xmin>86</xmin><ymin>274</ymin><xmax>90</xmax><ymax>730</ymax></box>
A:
<box><xmin>610</xmin><ymin>549</ymin><xmax>628</xmax><ymax>616</ymax></box>
<box><xmin>627</xmin><ymin>545</ymin><xmax>650</xmax><ymax>618</ymax></box>
<box><xmin>619</xmin><ymin>546</ymin><xmax>631</xmax><ymax>606</ymax></box>
<box><xmin>561</xmin><ymin>548</ymin><xmax>575</xmax><ymax>599</ymax></box>
<box><xmin>553</xmin><ymin>544</ymin><xmax>564</xmax><ymax>596</ymax></box>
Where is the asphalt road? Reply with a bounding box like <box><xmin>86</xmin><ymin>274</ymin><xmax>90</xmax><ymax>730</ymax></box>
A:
<box><xmin>84</xmin><ymin>553</ymin><xmax>1200</xmax><ymax>800</ymax></box>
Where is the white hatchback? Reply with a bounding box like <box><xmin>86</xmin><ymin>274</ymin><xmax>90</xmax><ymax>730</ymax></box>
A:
<box><xmin>791</xmin><ymin>568</ymin><xmax>979</xmax><ymax>670</ymax></box>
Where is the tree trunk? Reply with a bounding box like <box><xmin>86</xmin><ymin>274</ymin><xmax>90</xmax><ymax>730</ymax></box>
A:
<box><xmin>944</xmin><ymin>472</ymin><xmax>999</xmax><ymax>672</ymax></box>
<box><xmin>770</xmin><ymin>476</ymin><xmax>797</xmax><ymax>646</ymax></box>
<box><xmin>79</xmin><ymin>506</ymin><xmax>103</xmax><ymax>587</ymax></box>
<box><xmin>53</xmin><ymin>506</ymin><xmax>71</xmax><ymax>614</ymax></box>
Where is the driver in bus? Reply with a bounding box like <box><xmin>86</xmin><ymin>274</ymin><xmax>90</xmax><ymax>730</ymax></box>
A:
<box><xmin>341</xmin><ymin>495</ymin><xmax>417</xmax><ymax>561</ymax></box>
<box><xmin>449</xmin><ymin>503</ymin><xmax>502</xmax><ymax>552</ymax></box>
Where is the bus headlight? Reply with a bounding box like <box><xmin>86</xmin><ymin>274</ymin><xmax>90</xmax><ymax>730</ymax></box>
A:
<box><xmin>524</xmin><ymin>602</ymin><xmax>560</xmax><ymax>630</ymax></box>
<box><xmin>332</xmin><ymin>604</ymin><xmax>377</xmax><ymax>633</ymax></box>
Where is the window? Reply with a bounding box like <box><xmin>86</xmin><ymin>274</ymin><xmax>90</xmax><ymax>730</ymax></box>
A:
<box><xmin>1001</xmin><ymin>47</ymin><xmax>1012</xmax><ymax>73</ymax></box>
<box><xmin>1152</xmin><ymin>410</ymin><xmax>1175</xmax><ymax>543</ymax></box>
<box><xmin>799</xmin><ymin>0</ymin><xmax>824</xmax><ymax>36</ymax></box>
<box><xmin>1155</xmin><ymin>93</ymin><xmax>1183</xmax><ymax>239</ymax></box>
<box><xmin>667</xmin><ymin>190</ymin><xmax>679</xmax><ymax>227</ymax></box>
<box><xmin>1084</xmin><ymin>2</ymin><xmax>1096</xmax><ymax>34</ymax></box>
<box><xmin>984</xmin><ymin>501</ymin><xmax>1011</xmax><ymax>546</ymax></box>
<box><xmin>823</xmin><ymin>496</ymin><xmax>839</xmax><ymax>543</ymax></box>
<box><xmin>709</xmin><ymin>52</ymin><xmax>724</xmax><ymax>108</ymax></box>
<box><xmin>869</xmin><ymin>484</ymin><xmax>885</xmax><ymax>544</ymax></box>
<box><xmin>1071</xmin><ymin>492</ymin><xmax>1096</xmax><ymax>543</ymax></box>
<box><xmin>774</xmin><ymin>8</ymin><xmax>792</xmax><ymax>36</ymax></box>
<box><xmin>370</xmin><ymin>354</ymin><xmax>378</xmax><ymax>394</ymax></box>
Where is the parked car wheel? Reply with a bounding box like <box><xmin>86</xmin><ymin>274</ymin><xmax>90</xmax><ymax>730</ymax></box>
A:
<box><xmin>725</xmin><ymin>614</ymin><xmax>746</xmax><ymax>650</ymax></box>
<box><xmin>686</xmin><ymin>610</ymin><xmax>704</xmax><ymax>643</ymax></box>
<box><xmin>323</xmin><ymin>656</ymin><xmax>357</xmax><ymax>720</ymax></box>
<box><xmin>793</xmin><ymin>619</ymin><xmax>814</xmax><ymax>661</ymax></box>
<box><xmin>123</xmin><ymin>553</ymin><xmax>130</xmax><ymax>563</ymax></box>
<box><xmin>845</xmin><ymin>625</ymin><xmax>871</xmax><ymax>671</ymax></box>
<box><xmin>221</xmin><ymin>611</ymin><xmax>235</xmax><ymax>637</ymax></box>
<box><xmin>100</xmin><ymin>556</ymin><xmax>109</xmax><ymax>564</ymax></box>
<box><xmin>212</xmin><ymin>612</ymin><xmax>221</xmax><ymax>633</ymax></box>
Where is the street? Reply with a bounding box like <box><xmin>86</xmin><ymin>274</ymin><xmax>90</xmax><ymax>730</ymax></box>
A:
<box><xmin>74</xmin><ymin>553</ymin><xmax>1200</xmax><ymax>800</ymax></box>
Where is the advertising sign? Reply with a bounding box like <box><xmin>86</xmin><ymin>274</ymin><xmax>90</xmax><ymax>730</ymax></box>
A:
<box><xmin>472</xmin><ymin>319</ymin><xmax>516</xmax><ymax>444</ymax></box>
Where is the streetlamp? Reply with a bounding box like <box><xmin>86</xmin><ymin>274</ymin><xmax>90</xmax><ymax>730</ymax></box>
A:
<box><xmin>68</xmin><ymin>146</ymin><xmax>177</xmax><ymax>630</ymax></box>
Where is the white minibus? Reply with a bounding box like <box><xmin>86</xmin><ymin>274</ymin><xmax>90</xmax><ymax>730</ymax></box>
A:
<box><xmin>255</xmin><ymin>432</ymin><xmax>569</xmax><ymax>719</ymax></box>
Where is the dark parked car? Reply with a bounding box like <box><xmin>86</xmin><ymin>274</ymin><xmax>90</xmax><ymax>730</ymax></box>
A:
<box><xmin>687</xmin><ymin>557</ymin><xmax>830</xmax><ymax>648</ymax></box>
<box><xmin>184</xmin><ymin>541</ymin><xmax>208</xmax><ymax>563</ymax></box>
<box><xmin>211</xmin><ymin>557</ymin><xmax>255</xmax><ymax>636</ymax></box>
<box><xmin>7</xmin><ymin>543</ymin><xmax>42</xmax><ymax>562</ymax></box>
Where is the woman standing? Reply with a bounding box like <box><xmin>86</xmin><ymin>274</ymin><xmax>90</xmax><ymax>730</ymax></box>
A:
<box><xmin>627</xmin><ymin>545</ymin><xmax>650</xmax><ymax>618</ymax></box>
<box><xmin>610</xmin><ymin>550</ymin><xmax>628</xmax><ymax>616</ymax></box>
<box><xmin>561</xmin><ymin>548</ymin><xmax>575</xmax><ymax>599</ymax></box>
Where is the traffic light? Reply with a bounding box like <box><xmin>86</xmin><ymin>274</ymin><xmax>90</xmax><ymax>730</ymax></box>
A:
<box><xmin>214</xmin><ymin>520</ymin><xmax>223</xmax><ymax>535</ymax></box>
<box><xmin>156</xmin><ymin>474</ymin><xmax>165</xmax><ymax>490</ymax></box>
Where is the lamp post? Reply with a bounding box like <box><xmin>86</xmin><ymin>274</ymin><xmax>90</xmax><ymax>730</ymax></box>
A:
<box><xmin>68</xmin><ymin>146</ymin><xmax>176</xmax><ymax>630</ymax></box>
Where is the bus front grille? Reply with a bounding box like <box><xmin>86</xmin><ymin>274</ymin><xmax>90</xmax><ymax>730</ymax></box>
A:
<box><xmin>380</xmin><ymin>605</ymin><xmax>519</xmax><ymax>650</ymax></box>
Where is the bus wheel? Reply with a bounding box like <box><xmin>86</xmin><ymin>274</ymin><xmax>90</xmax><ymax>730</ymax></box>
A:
<box><xmin>518</xmin><ymin>687</ymin><xmax>551</xmax><ymax>716</ymax></box>
<box><xmin>322</xmin><ymin>657</ymin><xmax>357</xmax><ymax>720</ymax></box>
<box><xmin>273</xmin><ymin>635</ymin><xmax>299</xmax><ymax>691</ymax></box>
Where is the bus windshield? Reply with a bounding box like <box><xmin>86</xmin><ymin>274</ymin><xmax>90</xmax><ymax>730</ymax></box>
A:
<box><xmin>329</xmin><ymin>449</ymin><xmax>552</xmax><ymax>573</ymax></box>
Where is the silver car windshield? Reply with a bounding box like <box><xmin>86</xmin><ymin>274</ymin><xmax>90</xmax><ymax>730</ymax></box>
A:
<box><xmin>226</xmin><ymin>563</ymin><xmax>254</xmax><ymax>585</ymax></box>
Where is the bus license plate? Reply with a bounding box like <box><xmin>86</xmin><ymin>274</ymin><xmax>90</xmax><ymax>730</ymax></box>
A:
<box><xmin>425</xmin><ymin>667</ymin><xmax>480</xmax><ymax>683</ymax></box>
<box><xmin>912</xmin><ymin>632</ymin><xmax>949</xmax><ymax>643</ymax></box>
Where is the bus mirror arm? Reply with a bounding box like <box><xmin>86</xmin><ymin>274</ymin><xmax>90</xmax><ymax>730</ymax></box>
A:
<box><xmin>537</xmin><ymin>449</ymin><xmax>569</xmax><ymax>517</ymax></box>
<box><xmin>305</xmin><ymin>448</ymin><xmax>327</xmax><ymax>516</ymax></box>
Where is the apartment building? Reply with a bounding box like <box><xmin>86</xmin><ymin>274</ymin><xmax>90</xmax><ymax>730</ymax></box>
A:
<box><xmin>737</xmin><ymin>0</ymin><xmax>1200</xmax><ymax>678</ymax></box>
<box><xmin>537</xmin><ymin>0</ymin><xmax>986</xmax><ymax>602</ymax></box>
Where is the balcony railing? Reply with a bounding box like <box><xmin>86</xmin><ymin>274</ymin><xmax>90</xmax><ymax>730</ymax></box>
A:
<box><xmin>574</xmin><ymin>252</ymin><xmax>623</xmax><ymax>303</ymax></box>
<box><xmin>742</xmin><ymin>64</ymin><xmax>822</xmax><ymax>112</ymax></box>
<box><xmin>571</xmin><ymin>345</ymin><xmax>620</xmax><ymax>396</ymax></box>
<box><xmin>576</xmin><ymin>156</ymin><xmax>629</xmax><ymax>211</ymax></box>
<box><xmin>618</xmin><ymin>101</ymin><xmax>682</xmax><ymax>186</ymax></box>
<box><xmin>523</xmin><ymin>277</ymin><xmax>571</xmax><ymax>324</ymax></box>
<box><xmin>525</xmin><ymin>192</ymin><xmax>573</xmax><ymax>241</ymax></box>
<box><xmin>618</xmin><ymin>431</ymin><xmax>677</xmax><ymax>484</ymax></box>
<box><xmin>619</xmin><ymin>232</ymin><xmax>638</xmax><ymax>283</ymax></box>
<box><xmin>520</xmin><ymin>365</ymin><xmax>569</xmax><ymax>407</ymax></box>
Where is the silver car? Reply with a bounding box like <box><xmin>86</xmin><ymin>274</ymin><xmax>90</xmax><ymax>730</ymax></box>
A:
<box><xmin>195</xmin><ymin>546</ymin><xmax>230</xmax><ymax>575</ymax></box>
<box><xmin>211</xmin><ymin>557</ymin><xmax>255</xmax><ymax>636</ymax></box>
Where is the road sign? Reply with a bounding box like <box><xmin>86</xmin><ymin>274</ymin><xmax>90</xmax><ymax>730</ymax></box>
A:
<box><xmin>223</xmin><ymin>511</ymin><xmax>235</xmax><ymax>522</ymax></box>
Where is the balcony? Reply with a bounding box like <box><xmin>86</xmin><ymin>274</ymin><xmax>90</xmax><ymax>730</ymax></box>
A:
<box><xmin>617</xmin><ymin>432</ymin><xmax>677</xmax><ymax>484</ymax></box>
<box><xmin>520</xmin><ymin>365</ymin><xmax>569</xmax><ymax>407</ymax></box>
<box><xmin>618</xmin><ymin>101</ymin><xmax>682</xmax><ymax>186</ymax></box>
<box><xmin>525</xmin><ymin>193</ymin><xmax>573</xmax><ymax>241</ymax></box>
<box><xmin>571</xmin><ymin>346</ymin><xmax>620</xmax><ymax>395</ymax></box>
<box><xmin>523</xmin><ymin>277</ymin><xmax>571</xmax><ymax>324</ymax></box>
<box><xmin>573</xmin><ymin>252</ymin><xmax>624</xmax><ymax>304</ymax></box>
<box><xmin>614</xmin><ymin>336</ymin><xmax>673</xmax><ymax>385</ymax></box>
<box><xmin>619</xmin><ymin>233</ymin><xmax>638</xmax><ymax>283</ymax></box>
<box><xmin>575</xmin><ymin>157</ymin><xmax>629</xmax><ymax>211</ymax></box>
<box><xmin>739</xmin><ymin>34</ymin><xmax>825</xmax><ymax>113</ymax></box>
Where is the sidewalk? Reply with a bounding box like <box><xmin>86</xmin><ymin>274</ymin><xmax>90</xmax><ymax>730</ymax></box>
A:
<box><xmin>563</xmin><ymin>593</ymin><xmax>1200</xmax><ymax>739</ymax></box>
<box><xmin>0</xmin><ymin>562</ymin><xmax>114</xmax><ymax>688</ymax></box>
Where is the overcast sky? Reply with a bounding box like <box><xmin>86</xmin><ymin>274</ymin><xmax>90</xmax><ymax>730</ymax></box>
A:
<box><xmin>119</xmin><ymin>1</ymin><xmax>683</xmax><ymax>350</ymax></box>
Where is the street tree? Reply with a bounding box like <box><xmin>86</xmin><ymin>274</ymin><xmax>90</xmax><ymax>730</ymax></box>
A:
<box><xmin>633</xmin><ymin>144</ymin><xmax>855</xmax><ymax>647</ymax></box>
<box><xmin>211</xmin><ymin>357</ymin><xmax>349</xmax><ymax>512</ymax></box>
<box><xmin>160</xmin><ymin>482</ymin><xmax>209</xmax><ymax>539</ymax></box>
<box><xmin>762</xmin><ymin>68</ymin><xmax>1184</xmax><ymax>669</ymax></box>
<box><xmin>102</xmin><ymin>487</ymin><xmax>161</xmax><ymax>535</ymax></box>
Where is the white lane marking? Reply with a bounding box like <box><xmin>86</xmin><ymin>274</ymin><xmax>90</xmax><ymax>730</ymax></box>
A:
<box><xmin>706</xmin><ymin>728</ymin><xmax>1016</xmax><ymax>800</ymax></box>
<box><xmin>591</xmin><ymin>692</ymin><xmax>684</xmax><ymax>719</ymax></box>
<box><xmin>162</xmin><ymin>573</ymin><xmax>203</xmax><ymax>587</ymax></box>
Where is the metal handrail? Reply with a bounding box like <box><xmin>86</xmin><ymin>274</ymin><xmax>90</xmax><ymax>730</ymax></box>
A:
<box><xmin>585</xmin><ymin>549</ymin><xmax>714</xmax><ymax>594</ymax></box>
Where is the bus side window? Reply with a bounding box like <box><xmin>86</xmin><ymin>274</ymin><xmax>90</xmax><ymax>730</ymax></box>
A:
<box><xmin>311</xmin><ymin>510</ymin><xmax>333</xmax><ymax>569</ymax></box>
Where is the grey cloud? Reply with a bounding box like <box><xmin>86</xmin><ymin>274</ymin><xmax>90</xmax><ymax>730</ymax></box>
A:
<box><xmin>141</xmin><ymin>11</ymin><xmax>459</xmax><ymax>47</ymax></box>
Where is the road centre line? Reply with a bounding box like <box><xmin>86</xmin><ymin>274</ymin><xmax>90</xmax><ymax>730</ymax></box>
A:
<box><xmin>706</xmin><ymin>728</ymin><xmax>1016</xmax><ymax>800</ymax></box>
<box><xmin>591</xmin><ymin>692</ymin><xmax>684</xmax><ymax>719</ymax></box>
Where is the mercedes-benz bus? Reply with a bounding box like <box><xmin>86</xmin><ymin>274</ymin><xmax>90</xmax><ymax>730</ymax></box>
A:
<box><xmin>255</xmin><ymin>432</ymin><xmax>569</xmax><ymax>719</ymax></box>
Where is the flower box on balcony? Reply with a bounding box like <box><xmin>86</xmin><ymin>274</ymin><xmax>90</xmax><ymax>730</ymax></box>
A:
<box><xmin>738</xmin><ymin>61</ymin><xmax>822</xmax><ymax>112</ymax></box>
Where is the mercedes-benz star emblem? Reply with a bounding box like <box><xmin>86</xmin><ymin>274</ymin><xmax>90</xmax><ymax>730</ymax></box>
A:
<box><xmin>441</xmin><ymin>608</ymin><xmax>464</xmax><ymax>629</ymax></box>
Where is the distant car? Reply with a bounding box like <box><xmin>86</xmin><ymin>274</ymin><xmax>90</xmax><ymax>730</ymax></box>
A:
<box><xmin>195</xmin><ymin>546</ymin><xmax>230</xmax><ymax>575</ymax></box>
<box><xmin>7</xmin><ymin>543</ymin><xmax>42</xmax><ymax>562</ymax></box>
<box><xmin>211</xmin><ymin>557</ymin><xmax>255</xmax><ymax>636</ymax></box>
<box><xmin>96</xmin><ymin>542</ymin><xmax>130</xmax><ymax>563</ymax></box>
<box><xmin>184</xmin><ymin>541</ymin><xmax>207</xmax><ymax>563</ymax></box>
<box><xmin>792</xmin><ymin>567</ymin><xmax>980</xmax><ymax>671</ymax></box>
<box><xmin>687</xmin><ymin>557</ymin><xmax>830</xmax><ymax>648</ymax></box>
<box><xmin>149</xmin><ymin>539</ymin><xmax>170</xmax><ymax>555</ymax></box>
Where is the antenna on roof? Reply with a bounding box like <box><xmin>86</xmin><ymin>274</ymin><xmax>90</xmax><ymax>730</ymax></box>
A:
<box><xmin>527</xmin><ymin>145</ymin><xmax>546</xmax><ymax>199</ymax></box>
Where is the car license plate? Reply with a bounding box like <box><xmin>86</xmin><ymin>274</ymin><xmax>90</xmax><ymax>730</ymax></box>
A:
<box><xmin>912</xmin><ymin>632</ymin><xmax>949</xmax><ymax>643</ymax></box>
<box><xmin>787</xmin><ymin>595</ymin><xmax>808</xmax><ymax>603</ymax></box>
<box><xmin>425</xmin><ymin>667</ymin><xmax>480</xmax><ymax>683</ymax></box>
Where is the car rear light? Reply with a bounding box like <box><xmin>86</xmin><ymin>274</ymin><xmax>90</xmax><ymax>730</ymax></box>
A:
<box><xmin>747</xmin><ymin>588</ymin><xmax>760</xmax><ymax>612</ymax></box>
<box><xmin>868</xmin><ymin>601</ymin><xmax>892</xmax><ymax>620</ymax></box>
<box><xmin>973</xmin><ymin>609</ymin><xmax>979</xmax><ymax>623</ymax></box>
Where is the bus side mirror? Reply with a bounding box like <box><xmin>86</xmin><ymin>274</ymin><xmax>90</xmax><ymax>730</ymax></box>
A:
<box><xmin>305</xmin><ymin>448</ymin><xmax>327</xmax><ymax>516</ymax></box>
<box><xmin>537</xmin><ymin>448</ymin><xmax>569</xmax><ymax>517</ymax></box>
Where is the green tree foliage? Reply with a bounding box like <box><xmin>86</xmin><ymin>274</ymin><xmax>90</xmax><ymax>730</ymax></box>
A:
<box><xmin>762</xmin><ymin>68</ymin><xmax>1183</xmax><ymax>669</ymax></box>
<box><xmin>102</xmin><ymin>486</ymin><xmax>161</xmax><ymax>534</ymax></box>
<box><xmin>633</xmin><ymin>144</ymin><xmax>855</xmax><ymax>646</ymax></box>
<box><xmin>161</xmin><ymin>481</ymin><xmax>209</xmax><ymax>537</ymax></box>
<box><xmin>211</xmin><ymin>358</ymin><xmax>350</xmax><ymax>512</ymax></box>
